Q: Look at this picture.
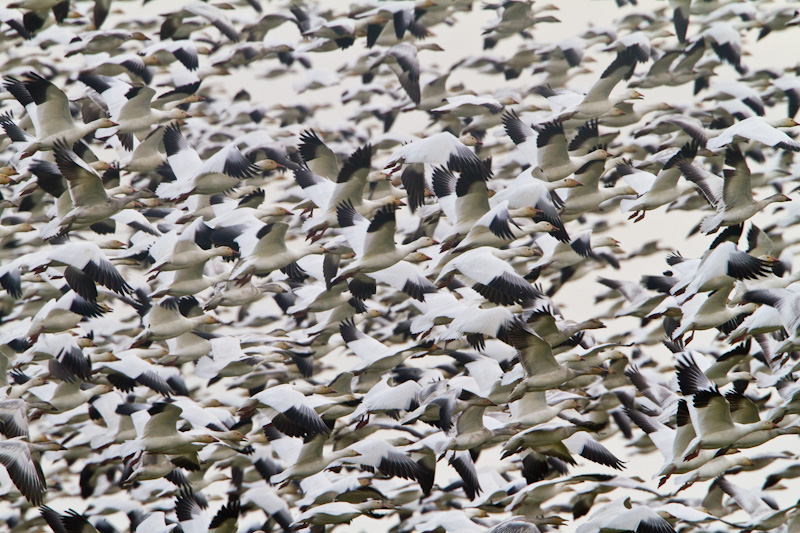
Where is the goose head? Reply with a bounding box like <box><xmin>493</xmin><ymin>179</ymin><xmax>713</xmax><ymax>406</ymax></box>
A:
<box><xmin>305</xmin><ymin>243</ymin><xmax>327</xmax><ymax>255</ymax></box>
<box><xmin>404</xmin><ymin>251</ymin><xmax>432</xmax><ymax>263</ymax></box>
<box><xmin>98</xmin><ymin>239</ymin><xmax>127</xmax><ymax>250</ymax></box>
<box><xmin>515</xmin><ymin>206</ymin><xmax>541</xmax><ymax>218</ymax></box>
<box><xmin>368</xmin><ymin>170</ymin><xmax>391</xmax><ymax>183</ymax></box>
<box><xmin>30</xmin><ymin>438</ymin><xmax>68</xmax><ymax>452</ymax></box>
<box><xmin>168</xmin><ymin>109</ymin><xmax>192</xmax><ymax>121</ymax></box>
<box><xmin>769</xmin><ymin>117</ymin><xmax>799</xmax><ymax>128</ymax></box>
<box><xmin>620</xmin><ymin>89</ymin><xmax>645</xmax><ymax>102</ymax></box>
<box><xmin>592</xmin><ymin>236</ymin><xmax>622</xmax><ymax>249</ymax></box>
<box><xmin>97</xmin><ymin>118</ymin><xmax>119</xmax><ymax>129</ymax></box>
<box><xmin>410</xmin><ymin>236</ymin><xmax>437</xmax><ymax>250</ymax></box>
<box><xmin>192</xmin><ymin>434</ymin><xmax>219</xmax><ymax>445</ymax></box>
<box><xmin>257</xmin><ymin>159</ymin><xmax>283</xmax><ymax>172</ymax></box>
<box><xmin>537</xmin><ymin>221</ymin><xmax>557</xmax><ymax>233</ymax></box>
<box><xmin>458</xmin><ymin>133</ymin><xmax>482</xmax><ymax>146</ymax></box>
<box><xmin>765</xmin><ymin>193</ymin><xmax>792</xmax><ymax>205</ymax></box>
<box><xmin>562</xmin><ymin>177</ymin><xmax>583</xmax><ymax>187</ymax></box>
<box><xmin>215</xmin><ymin>246</ymin><xmax>238</xmax><ymax>258</ymax></box>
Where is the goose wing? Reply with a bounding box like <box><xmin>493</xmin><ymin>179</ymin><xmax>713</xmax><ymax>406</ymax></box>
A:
<box><xmin>506</xmin><ymin>321</ymin><xmax>561</xmax><ymax>375</ymax></box>
<box><xmin>53</xmin><ymin>140</ymin><xmax>109</xmax><ymax>206</ymax></box>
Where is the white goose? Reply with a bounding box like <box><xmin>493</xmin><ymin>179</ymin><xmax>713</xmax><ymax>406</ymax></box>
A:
<box><xmin>505</xmin><ymin>322</ymin><xmax>605</xmax><ymax>400</ymax></box>
<box><xmin>130</xmin><ymin>297</ymin><xmax>218</xmax><ymax>347</ymax></box>
<box><xmin>0</xmin><ymin>437</ymin><xmax>65</xmax><ymax>505</ymax></box>
<box><xmin>706</xmin><ymin>116</ymin><xmax>800</xmax><ymax>152</ymax></box>
<box><xmin>227</xmin><ymin>221</ymin><xmax>325</xmax><ymax>282</ymax></box>
<box><xmin>538</xmin><ymin>48</ymin><xmax>646</xmax><ymax>120</ymax></box>
<box><xmin>489</xmin><ymin>166</ymin><xmax>579</xmax><ymax>242</ymax></box>
<box><xmin>155</xmin><ymin>123</ymin><xmax>281</xmax><ymax>200</ymax></box>
<box><xmin>435</xmin><ymin>246</ymin><xmax>541</xmax><ymax>305</ymax></box>
<box><xmin>334</xmin><ymin>202</ymin><xmax>435</xmax><ymax>284</ymax></box>
<box><xmin>49</xmin><ymin>140</ymin><xmax>150</xmax><ymax>235</ymax></box>
<box><xmin>1</xmin><ymin>74</ymin><xmax>117</xmax><ymax>158</ymax></box>
<box><xmin>685</xmin><ymin>146</ymin><xmax>791</xmax><ymax>234</ymax></box>
<box><xmin>78</xmin><ymin>74</ymin><xmax>190</xmax><ymax>150</ymax></box>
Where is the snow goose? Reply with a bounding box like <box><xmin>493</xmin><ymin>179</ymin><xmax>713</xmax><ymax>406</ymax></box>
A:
<box><xmin>78</xmin><ymin>74</ymin><xmax>191</xmax><ymax>150</ymax></box>
<box><xmin>526</xmin><ymin>308</ymin><xmax>608</xmax><ymax>351</ymax></box>
<box><xmin>681</xmin><ymin>388</ymin><xmax>776</xmax><ymax>460</ymax></box>
<box><xmin>340</xmin><ymin>320</ymin><xmax>431</xmax><ymax>384</ymax></box>
<box><xmin>698</xmin><ymin>21</ymin><xmax>746</xmax><ymax>73</ymax></box>
<box><xmin>150</xmin><ymin>257</ymin><xmax>229</xmax><ymax>298</ymax></box>
<box><xmin>501</xmin><ymin>420</ymin><xmax>622</xmax><ymax>469</ymax></box>
<box><xmin>49</xmin><ymin>140</ymin><xmax>150</xmax><ymax>235</ymax></box>
<box><xmin>341</xmin><ymin>437</ymin><xmax>430</xmax><ymax>488</ymax></box>
<box><xmin>694</xmin><ymin>146</ymin><xmax>791</xmax><ymax>234</ymax></box>
<box><xmin>741</xmin><ymin>288</ymin><xmax>800</xmax><ymax>352</ymax></box>
<box><xmin>26</xmin><ymin>291</ymin><xmax>111</xmax><ymax>341</ymax></box>
<box><xmin>505</xmin><ymin>322</ymin><xmax>605</xmax><ymax>400</ymax></box>
<box><xmin>121</xmin><ymin>403</ymin><xmax>218</xmax><ymax>468</ymax></box>
<box><xmin>437</xmin><ymin>395</ymin><xmax>517</xmax><ymax>455</ymax></box>
<box><xmin>294</xmin><ymin>142</ymin><xmax>402</xmax><ymax>239</ymax></box>
<box><xmin>226</xmin><ymin>221</ymin><xmax>325</xmax><ymax>282</ymax></box>
<box><xmin>535</xmin><ymin>120</ymin><xmax>609</xmax><ymax>182</ymax></box>
<box><xmin>140</xmin><ymin>39</ymin><xmax>202</xmax><ymax>71</ymax></box>
<box><xmin>119</xmin><ymin>125</ymin><xmax>168</xmax><ymax>173</ymax></box>
<box><xmin>368</xmin><ymin>43</ymin><xmax>422</xmax><ymax>105</ymax></box>
<box><xmin>529</xmin><ymin>231</ymin><xmax>623</xmax><ymax>274</ymax></box>
<box><xmin>617</xmin><ymin>146</ymin><xmax>700</xmax><ymax>222</ymax></box>
<box><xmin>269</xmin><ymin>434</ymin><xmax>359</xmax><ymax>484</ymax></box>
<box><xmin>0</xmin><ymin>399</ymin><xmax>31</xmax><ymax>438</ymax></box>
<box><xmin>293</xmin><ymin>501</ymin><xmax>390</xmax><ymax>528</ymax></box>
<box><xmin>239</xmin><ymin>384</ymin><xmax>329</xmax><ymax>439</ymax></box>
<box><xmin>31</xmin><ymin>380</ymin><xmax>113</xmax><ymax>413</ymax></box>
<box><xmin>334</xmin><ymin>202</ymin><xmax>434</xmax><ymax>284</ymax></box>
<box><xmin>354</xmin><ymin>1</ymin><xmax>430</xmax><ymax>46</ymax></box>
<box><xmin>717</xmin><ymin>476</ymin><xmax>800</xmax><ymax>531</ymax></box>
<box><xmin>482</xmin><ymin>1</ymin><xmax>560</xmax><ymax>49</ymax></box>
<box><xmin>670</xmin><ymin>288</ymin><xmax>757</xmax><ymax>342</ymax></box>
<box><xmin>673</xmin><ymin>454</ymin><xmax>755</xmax><ymax>492</ymax></box>
<box><xmin>0</xmin><ymin>74</ymin><xmax>118</xmax><ymax>158</ymax></box>
<box><xmin>597</xmin><ymin>277</ymin><xmax>668</xmax><ymax>318</ymax></box>
<box><xmin>175</xmin><ymin>493</ymin><xmax>239</xmax><ymax>533</ymax></box>
<box><xmin>148</xmin><ymin>219</ymin><xmax>236</xmax><ymax>276</ymax></box>
<box><xmin>98</xmin><ymin>353</ymin><xmax>175</xmax><ymax>396</ymax></box>
<box><xmin>669</xmin><ymin>241</ymin><xmax>775</xmax><ymax>301</ymax></box>
<box><xmin>436</xmin><ymin>246</ymin><xmax>541</xmax><ymax>305</ymax></box>
<box><xmin>433</xmin><ymin>94</ymin><xmax>516</xmax><ymax>118</ymax></box>
<box><xmin>577</xmin><ymin>497</ymin><xmax>677</xmax><ymax>533</ymax></box>
<box><xmin>348</xmin><ymin>375</ymin><xmax>421</xmax><ymax>422</ymax></box>
<box><xmin>25</xmin><ymin>240</ymin><xmax>130</xmax><ymax>301</ymax></box>
<box><xmin>155</xmin><ymin>124</ymin><xmax>279</xmax><ymax>201</ymax></box>
<box><xmin>0</xmin><ymin>437</ymin><xmax>65</xmax><ymax>505</ymax></box>
<box><xmin>624</xmin><ymin>402</ymin><xmax>709</xmax><ymax>484</ymax></box>
<box><xmin>24</xmin><ymin>332</ymin><xmax>93</xmax><ymax>382</ymax></box>
<box><xmin>297</xmin><ymin>129</ymin><xmax>341</xmax><ymax>179</ymax></box>
<box><xmin>160</xmin><ymin>1</ymin><xmax>240</xmax><ymax>42</ymax></box>
<box><xmin>384</xmin><ymin>131</ymin><xmax>486</xmax><ymax>180</ymax></box>
<box><xmin>130</xmin><ymin>296</ymin><xmax>218</xmax><ymax>347</ymax></box>
<box><xmin>431</xmin><ymin>160</ymin><xmax>500</xmax><ymax>249</ymax></box>
<box><xmin>489</xmin><ymin>166</ymin><xmax>578</xmax><ymax>242</ymax></box>
<box><xmin>706</xmin><ymin>116</ymin><xmax>800</xmax><ymax>152</ymax></box>
<box><xmin>673</xmin><ymin>343</ymin><xmax>754</xmax><ymax>390</ymax></box>
<box><xmin>451</xmin><ymin>201</ymin><xmax>554</xmax><ymax>252</ymax></box>
<box><xmin>510</xmin><ymin>390</ymin><xmax>582</xmax><ymax>428</ymax></box>
<box><xmin>559</xmin><ymin>161</ymin><xmax>637</xmax><ymax>221</ymax></box>
<box><xmin>538</xmin><ymin>48</ymin><xmax>646</xmax><ymax>120</ymax></box>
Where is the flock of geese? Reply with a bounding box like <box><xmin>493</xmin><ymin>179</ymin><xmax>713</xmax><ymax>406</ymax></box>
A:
<box><xmin>3</xmin><ymin>0</ymin><xmax>800</xmax><ymax>531</ymax></box>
